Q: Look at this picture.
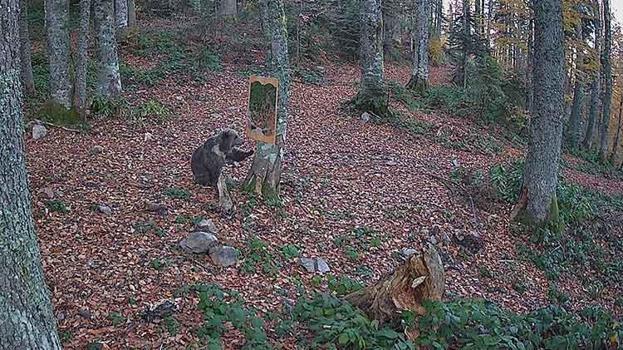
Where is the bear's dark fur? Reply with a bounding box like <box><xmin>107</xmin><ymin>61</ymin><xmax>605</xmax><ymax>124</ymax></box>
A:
<box><xmin>191</xmin><ymin>128</ymin><xmax>254</xmax><ymax>186</ymax></box>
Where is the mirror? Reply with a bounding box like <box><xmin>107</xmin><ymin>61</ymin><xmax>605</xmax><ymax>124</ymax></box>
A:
<box><xmin>246</xmin><ymin>75</ymin><xmax>278</xmax><ymax>144</ymax></box>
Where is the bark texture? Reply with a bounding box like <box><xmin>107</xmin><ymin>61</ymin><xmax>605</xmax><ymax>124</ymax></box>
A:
<box><xmin>115</xmin><ymin>0</ymin><xmax>128</xmax><ymax>28</ymax></box>
<box><xmin>219</xmin><ymin>0</ymin><xmax>237</xmax><ymax>17</ymax></box>
<box><xmin>515</xmin><ymin>0</ymin><xmax>565</xmax><ymax>223</ymax></box>
<box><xmin>567</xmin><ymin>80</ymin><xmax>583</xmax><ymax>148</ymax></box>
<box><xmin>1</xmin><ymin>0</ymin><xmax>62</xmax><ymax>347</ymax></box>
<box><xmin>18</xmin><ymin>0</ymin><xmax>35</xmax><ymax>95</ymax></box>
<box><xmin>94</xmin><ymin>0</ymin><xmax>122</xmax><ymax>98</ymax></box>
<box><xmin>244</xmin><ymin>0</ymin><xmax>290</xmax><ymax>198</ymax></box>
<box><xmin>74</xmin><ymin>0</ymin><xmax>91</xmax><ymax>116</ymax></box>
<box><xmin>128</xmin><ymin>0</ymin><xmax>136</xmax><ymax>26</ymax></box>
<box><xmin>382</xmin><ymin>0</ymin><xmax>399</xmax><ymax>57</ymax></box>
<box><xmin>598</xmin><ymin>0</ymin><xmax>612</xmax><ymax>161</ymax></box>
<box><xmin>610</xmin><ymin>97</ymin><xmax>623</xmax><ymax>163</ymax></box>
<box><xmin>45</xmin><ymin>0</ymin><xmax>72</xmax><ymax>108</ymax></box>
<box><xmin>407</xmin><ymin>0</ymin><xmax>431</xmax><ymax>92</ymax></box>
<box><xmin>345</xmin><ymin>246</ymin><xmax>444</xmax><ymax>324</ymax></box>
<box><xmin>351</xmin><ymin>0</ymin><xmax>387</xmax><ymax>117</ymax></box>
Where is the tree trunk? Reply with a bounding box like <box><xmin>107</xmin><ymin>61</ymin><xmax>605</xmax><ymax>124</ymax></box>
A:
<box><xmin>94</xmin><ymin>0</ymin><xmax>122</xmax><ymax>99</ymax></box>
<box><xmin>345</xmin><ymin>246</ymin><xmax>444</xmax><ymax>324</ymax></box>
<box><xmin>567</xmin><ymin>80</ymin><xmax>583</xmax><ymax>149</ymax></box>
<box><xmin>582</xmin><ymin>0</ymin><xmax>601</xmax><ymax>150</ymax></box>
<box><xmin>609</xmin><ymin>97</ymin><xmax>622</xmax><ymax>164</ymax></box>
<box><xmin>351</xmin><ymin>0</ymin><xmax>387</xmax><ymax>118</ymax></box>
<box><xmin>566</xmin><ymin>22</ymin><xmax>583</xmax><ymax>149</ymax></box>
<box><xmin>598</xmin><ymin>0</ymin><xmax>612</xmax><ymax>162</ymax></box>
<box><xmin>128</xmin><ymin>0</ymin><xmax>136</xmax><ymax>26</ymax></box>
<box><xmin>219</xmin><ymin>0</ymin><xmax>237</xmax><ymax>18</ymax></box>
<box><xmin>45</xmin><ymin>0</ymin><xmax>72</xmax><ymax>108</ymax></box>
<box><xmin>407</xmin><ymin>0</ymin><xmax>431</xmax><ymax>93</ymax></box>
<box><xmin>115</xmin><ymin>0</ymin><xmax>128</xmax><ymax>28</ymax></box>
<box><xmin>383</xmin><ymin>0</ymin><xmax>399</xmax><ymax>58</ymax></box>
<box><xmin>19</xmin><ymin>0</ymin><xmax>35</xmax><ymax>95</ymax></box>
<box><xmin>244</xmin><ymin>0</ymin><xmax>290</xmax><ymax>199</ymax></box>
<box><xmin>0</xmin><ymin>1</ymin><xmax>63</xmax><ymax>347</ymax></box>
<box><xmin>513</xmin><ymin>0</ymin><xmax>565</xmax><ymax>225</ymax></box>
<box><xmin>74</xmin><ymin>0</ymin><xmax>91</xmax><ymax>117</ymax></box>
<box><xmin>526</xmin><ymin>18</ymin><xmax>534</xmax><ymax>114</ymax></box>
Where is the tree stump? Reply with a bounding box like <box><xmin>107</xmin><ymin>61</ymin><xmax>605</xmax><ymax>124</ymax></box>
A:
<box><xmin>217</xmin><ymin>173</ymin><xmax>234</xmax><ymax>213</ymax></box>
<box><xmin>344</xmin><ymin>245</ymin><xmax>444</xmax><ymax>324</ymax></box>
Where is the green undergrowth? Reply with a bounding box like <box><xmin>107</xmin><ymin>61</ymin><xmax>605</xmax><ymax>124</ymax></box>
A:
<box><xmin>490</xmin><ymin>160</ymin><xmax>623</xmax><ymax>290</ymax></box>
<box><xmin>120</xmin><ymin>29</ymin><xmax>222</xmax><ymax>88</ymax></box>
<box><xmin>567</xmin><ymin>148</ymin><xmax>623</xmax><ymax>180</ymax></box>
<box><xmin>187</xmin><ymin>283</ymin><xmax>622</xmax><ymax>349</ymax></box>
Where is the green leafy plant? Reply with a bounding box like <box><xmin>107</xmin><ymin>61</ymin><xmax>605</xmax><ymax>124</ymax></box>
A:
<box><xmin>107</xmin><ymin>312</ymin><xmax>126</xmax><ymax>326</ymax></box>
<box><xmin>195</xmin><ymin>284</ymin><xmax>271</xmax><ymax>349</ymax></box>
<box><xmin>45</xmin><ymin>200</ymin><xmax>70</xmax><ymax>213</ymax></box>
<box><xmin>163</xmin><ymin>187</ymin><xmax>191</xmax><ymax>200</ymax></box>
<box><xmin>241</xmin><ymin>237</ymin><xmax>280</xmax><ymax>275</ymax></box>
<box><xmin>327</xmin><ymin>275</ymin><xmax>363</xmax><ymax>296</ymax></box>
<box><xmin>280</xmin><ymin>244</ymin><xmax>300</xmax><ymax>260</ymax></box>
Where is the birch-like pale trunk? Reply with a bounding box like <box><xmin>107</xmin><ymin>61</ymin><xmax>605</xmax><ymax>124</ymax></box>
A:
<box><xmin>609</xmin><ymin>97</ymin><xmax>622</xmax><ymax>163</ymax></box>
<box><xmin>244</xmin><ymin>0</ymin><xmax>291</xmax><ymax>198</ymax></box>
<box><xmin>74</xmin><ymin>0</ymin><xmax>91</xmax><ymax>116</ymax></box>
<box><xmin>19</xmin><ymin>0</ymin><xmax>35</xmax><ymax>95</ymax></box>
<box><xmin>598</xmin><ymin>0</ymin><xmax>612</xmax><ymax>162</ymax></box>
<box><xmin>407</xmin><ymin>0</ymin><xmax>431</xmax><ymax>92</ymax></box>
<box><xmin>513</xmin><ymin>0</ymin><xmax>565</xmax><ymax>224</ymax></box>
<box><xmin>45</xmin><ymin>0</ymin><xmax>72</xmax><ymax>108</ymax></box>
<box><xmin>94</xmin><ymin>0</ymin><xmax>122</xmax><ymax>98</ymax></box>
<box><xmin>1</xmin><ymin>0</ymin><xmax>62</xmax><ymax>347</ymax></box>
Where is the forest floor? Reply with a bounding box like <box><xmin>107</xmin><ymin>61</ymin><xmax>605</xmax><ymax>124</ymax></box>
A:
<box><xmin>25</xmin><ymin>19</ymin><xmax>623</xmax><ymax>349</ymax></box>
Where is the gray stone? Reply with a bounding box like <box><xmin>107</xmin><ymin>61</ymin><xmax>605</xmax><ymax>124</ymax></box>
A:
<box><xmin>32</xmin><ymin>124</ymin><xmax>47</xmax><ymax>140</ymax></box>
<box><xmin>195</xmin><ymin>218</ymin><xmax>218</xmax><ymax>234</ymax></box>
<box><xmin>180</xmin><ymin>231</ymin><xmax>218</xmax><ymax>254</ymax></box>
<box><xmin>97</xmin><ymin>204</ymin><xmax>112</xmax><ymax>215</ymax></box>
<box><xmin>429</xmin><ymin>235</ymin><xmax>438</xmax><ymax>245</ymax></box>
<box><xmin>315</xmin><ymin>258</ymin><xmax>330</xmax><ymax>274</ymax></box>
<box><xmin>360</xmin><ymin>112</ymin><xmax>371</xmax><ymax>122</ymax></box>
<box><xmin>90</xmin><ymin>145</ymin><xmax>105</xmax><ymax>155</ymax></box>
<box><xmin>299</xmin><ymin>257</ymin><xmax>316</xmax><ymax>273</ymax></box>
<box><xmin>209</xmin><ymin>245</ymin><xmax>239</xmax><ymax>267</ymax></box>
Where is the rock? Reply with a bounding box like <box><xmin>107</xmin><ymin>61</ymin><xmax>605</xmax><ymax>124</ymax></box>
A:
<box><xmin>145</xmin><ymin>202</ymin><xmax>168</xmax><ymax>216</ymax></box>
<box><xmin>180</xmin><ymin>231</ymin><xmax>219</xmax><ymax>254</ymax></box>
<box><xmin>299</xmin><ymin>257</ymin><xmax>316</xmax><ymax>273</ymax></box>
<box><xmin>453</xmin><ymin>231</ymin><xmax>484</xmax><ymax>254</ymax></box>
<box><xmin>195</xmin><ymin>218</ymin><xmax>218</xmax><ymax>234</ymax></box>
<box><xmin>360</xmin><ymin>112</ymin><xmax>371</xmax><ymax>122</ymax></box>
<box><xmin>451</xmin><ymin>159</ymin><xmax>460</xmax><ymax>168</ymax></box>
<box><xmin>299</xmin><ymin>257</ymin><xmax>330</xmax><ymax>274</ymax></box>
<box><xmin>209</xmin><ymin>245</ymin><xmax>238</xmax><ymax>267</ymax></box>
<box><xmin>141</xmin><ymin>300</ymin><xmax>177</xmax><ymax>322</ymax></box>
<box><xmin>428</xmin><ymin>235</ymin><xmax>438</xmax><ymax>245</ymax></box>
<box><xmin>97</xmin><ymin>204</ymin><xmax>112</xmax><ymax>215</ymax></box>
<box><xmin>78</xmin><ymin>309</ymin><xmax>92</xmax><ymax>319</ymax></box>
<box><xmin>400</xmin><ymin>248</ymin><xmax>418</xmax><ymax>259</ymax></box>
<box><xmin>40</xmin><ymin>187</ymin><xmax>55</xmax><ymax>199</ymax></box>
<box><xmin>90</xmin><ymin>145</ymin><xmax>104</xmax><ymax>155</ymax></box>
<box><xmin>386</xmin><ymin>160</ymin><xmax>398</xmax><ymax>166</ymax></box>
<box><xmin>315</xmin><ymin>258</ymin><xmax>330</xmax><ymax>274</ymax></box>
<box><xmin>32</xmin><ymin>124</ymin><xmax>47</xmax><ymax>140</ymax></box>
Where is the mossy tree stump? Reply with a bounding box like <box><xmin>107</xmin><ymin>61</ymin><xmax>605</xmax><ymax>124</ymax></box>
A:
<box><xmin>344</xmin><ymin>246</ymin><xmax>445</xmax><ymax>325</ymax></box>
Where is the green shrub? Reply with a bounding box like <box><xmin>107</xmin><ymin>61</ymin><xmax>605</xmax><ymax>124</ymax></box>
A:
<box><xmin>91</xmin><ymin>96</ymin><xmax>128</xmax><ymax>119</ymax></box>
<box><xmin>327</xmin><ymin>275</ymin><xmax>363</xmax><ymax>296</ymax></box>
<box><xmin>280</xmin><ymin>244</ymin><xmax>300</xmax><ymax>260</ymax></box>
<box><xmin>128</xmin><ymin>99</ymin><xmax>172</xmax><ymax>124</ymax></box>
<box><xmin>38</xmin><ymin>101</ymin><xmax>82</xmax><ymax>126</ymax></box>
<box><xmin>194</xmin><ymin>47</ymin><xmax>222</xmax><ymax>71</ymax></box>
